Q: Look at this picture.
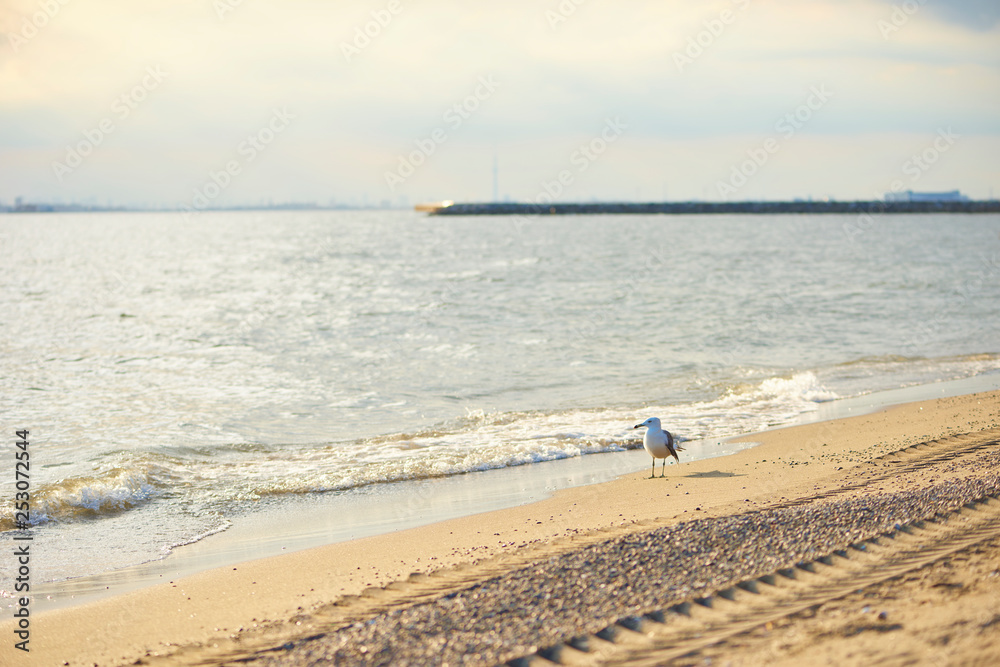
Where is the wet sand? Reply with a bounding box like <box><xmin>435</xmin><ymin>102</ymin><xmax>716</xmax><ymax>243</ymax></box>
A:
<box><xmin>2</xmin><ymin>389</ymin><xmax>998</xmax><ymax>666</ymax></box>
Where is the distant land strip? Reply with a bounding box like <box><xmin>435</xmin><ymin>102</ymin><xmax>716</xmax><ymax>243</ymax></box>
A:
<box><xmin>425</xmin><ymin>200</ymin><xmax>1000</xmax><ymax>216</ymax></box>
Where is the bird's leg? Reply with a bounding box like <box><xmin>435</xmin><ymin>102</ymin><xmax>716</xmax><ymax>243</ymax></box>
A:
<box><xmin>649</xmin><ymin>458</ymin><xmax>655</xmax><ymax>479</ymax></box>
<box><xmin>660</xmin><ymin>459</ymin><xmax>666</xmax><ymax>478</ymax></box>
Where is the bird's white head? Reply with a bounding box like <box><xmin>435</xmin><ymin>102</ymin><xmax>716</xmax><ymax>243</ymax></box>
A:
<box><xmin>633</xmin><ymin>417</ymin><xmax>661</xmax><ymax>430</ymax></box>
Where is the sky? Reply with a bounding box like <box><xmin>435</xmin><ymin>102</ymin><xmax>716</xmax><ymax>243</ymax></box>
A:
<box><xmin>1</xmin><ymin>0</ymin><xmax>999</xmax><ymax>207</ymax></box>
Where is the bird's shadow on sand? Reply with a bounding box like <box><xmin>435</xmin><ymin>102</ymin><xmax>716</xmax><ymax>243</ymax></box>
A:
<box><xmin>682</xmin><ymin>470</ymin><xmax>746</xmax><ymax>479</ymax></box>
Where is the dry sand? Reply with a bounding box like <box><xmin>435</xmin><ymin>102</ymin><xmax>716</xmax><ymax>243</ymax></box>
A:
<box><xmin>689</xmin><ymin>532</ymin><xmax>1000</xmax><ymax>667</ymax></box>
<box><xmin>3</xmin><ymin>389</ymin><xmax>999</xmax><ymax>666</ymax></box>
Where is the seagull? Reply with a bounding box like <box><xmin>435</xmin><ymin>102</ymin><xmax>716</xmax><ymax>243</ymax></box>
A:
<box><xmin>633</xmin><ymin>417</ymin><xmax>682</xmax><ymax>479</ymax></box>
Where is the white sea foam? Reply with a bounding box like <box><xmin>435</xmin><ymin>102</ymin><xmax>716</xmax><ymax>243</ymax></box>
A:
<box><xmin>11</xmin><ymin>363</ymin><xmax>990</xmax><ymax>523</ymax></box>
<box><xmin>2</xmin><ymin>370</ymin><xmax>844</xmax><ymax>531</ymax></box>
<box><xmin>205</xmin><ymin>371</ymin><xmax>844</xmax><ymax>499</ymax></box>
<box><xmin>4</xmin><ymin>360</ymin><xmax>997</xmax><ymax>539</ymax></box>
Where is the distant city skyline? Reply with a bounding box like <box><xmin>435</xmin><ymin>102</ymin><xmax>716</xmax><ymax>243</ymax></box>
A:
<box><xmin>2</xmin><ymin>1</ymin><xmax>998</xmax><ymax>208</ymax></box>
<box><xmin>4</xmin><ymin>187</ymin><xmax>992</xmax><ymax>216</ymax></box>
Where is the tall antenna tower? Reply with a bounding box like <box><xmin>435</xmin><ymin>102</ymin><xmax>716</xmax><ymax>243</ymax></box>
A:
<box><xmin>493</xmin><ymin>152</ymin><xmax>499</xmax><ymax>202</ymax></box>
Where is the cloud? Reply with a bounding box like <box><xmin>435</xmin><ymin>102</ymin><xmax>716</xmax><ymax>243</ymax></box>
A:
<box><xmin>922</xmin><ymin>0</ymin><xmax>1000</xmax><ymax>30</ymax></box>
<box><xmin>1</xmin><ymin>0</ymin><xmax>998</xmax><ymax>204</ymax></box>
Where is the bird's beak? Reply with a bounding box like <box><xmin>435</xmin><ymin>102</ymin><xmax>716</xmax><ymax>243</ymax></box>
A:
<box><xmin>633</xmin><ymin>424</ymin><xmax>642</xmax><ymax>429</ymax></box>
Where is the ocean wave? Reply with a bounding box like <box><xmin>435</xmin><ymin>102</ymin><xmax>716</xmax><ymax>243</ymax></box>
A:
<box><xmin>0</xmin><ymin>466</ymin><xmax>161</xmax><ymax>531</ymax></box>
<box><xmin>10</xmin><ymin>356</ymin><xmax>997</xmax><ymax>526</ymax></box>
<box><xmin>2</xmin><ymin>371</ymin><xmax>844</xmax><ymax>519</ymax></box>
<box><xmin>816</xmin><ymin>352</ymin><xmax>1000</xmax><ymax>396</ymax></box>
<box><xmin>221</xmin><ymin>371</ymin><xmax>841</xmax><ymax>499</ymax></box>
<box><xmin>719</xmin><ymin>371</ymin><xmax>838</xmax><ymax>405</ymax></box>
<box><xmin>244</xmin><ymin>434</ymin><xmax>629</xmax><ymax>499</ymax></box>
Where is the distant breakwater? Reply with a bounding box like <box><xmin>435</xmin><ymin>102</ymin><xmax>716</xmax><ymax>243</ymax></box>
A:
<box><xmin>427</xmin><ymin>200</ymin><xmax>1000</xmax><ymax>216</ymax></box>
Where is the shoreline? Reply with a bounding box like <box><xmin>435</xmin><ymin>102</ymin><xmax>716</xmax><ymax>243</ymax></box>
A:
<box><xmin>2</xmin><ymin>383</ymin><xmax>998</xmax><ymax>665</ymax></box>
<box><xmin>22</xmin><ymin>372</ymin><xmax>1000</xmax><ymax>616</ymax></box>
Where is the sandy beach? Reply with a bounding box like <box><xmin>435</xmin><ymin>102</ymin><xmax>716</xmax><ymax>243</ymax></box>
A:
<box><xmin>7</xmin><ymin>2</ymin><xmax>999</xmax><ymax>664</ymax></box>
<box><xmin>4</xmin><ymin>388</ymin><xmax>999</xmax><ymax>666</ymax></box>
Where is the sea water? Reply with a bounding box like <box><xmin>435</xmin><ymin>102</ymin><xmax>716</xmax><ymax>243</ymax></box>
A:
<box><xmin>1</xmin><ymin>210</ymin><xmax>998</xmax><ymax>601</ymax></box>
